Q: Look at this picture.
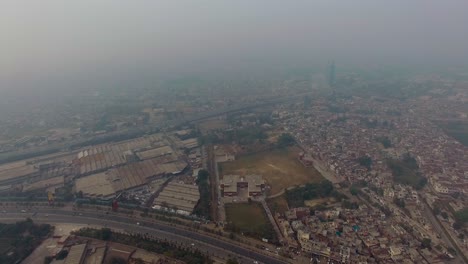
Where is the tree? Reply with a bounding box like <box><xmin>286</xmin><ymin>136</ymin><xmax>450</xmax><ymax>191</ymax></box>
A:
<box><xmin>226</xmin><ymin>258</ymin><xmax>239</xmax><ymax>264</ymax></box>
<box><xmin>109</xmin><ymin>257</ymin><xmax>127</xmax><ymax>264</ymax></box>
<box><xmin>101</xmin><ymin>228</ymin><xmax>112</xmax><ymax>240</ymax></box>
<box><xmin>350</xmin><ymin>187</ymin><xmax>359</xmax><ymax>196</ymax></box>
<box><xmin>357</xmin><ymin>156</ymin><xmax>372</xmax><ymax>170</ymax></box>
<box><xmin>421</xmin><ymin>238</ymin><xmax>432</xmax><ymax>249</ymax></box>
<box><xmin>441</xmin><ymin>211</ymin><xmax>448</xmax><ymax>219</ymax></box>
<box><xmin>56</xmin><ymin>250</ymin><xmax>69</xmax><ymax>260</ymax></box>
<box><xmin>193</xmin><ymin>169</ymin><xmax>211</xmax><ymax>219</ymax></box>
<box><xmin>44</xmin><ymin>256</ymin><xmax>54</xmax><ymax>264</ymax></box>
<box><xmin>447</xmin><ymin>247</ymin><xmax>457</xmax><ymax>255</ymax></box>
<box><xmin>134</xmin><ymin>258</ymin><xmax>145</xmax><ymax>264</ymax></box>
<box><xmin>277</xmin><ymin>133</ymin><xmax>295</xmax><ymax>148</ymax></box>
<box><xmin>376</xmin><ymin>136</ymin><xmax>392</xmax><ymax>148</ymax></box>
<box><xmin>454</xmin><ymin>208</ymin><xmax>468</xmax><ymax>225</ymax></box>
<box><xmin>453</xmin><ymin>221</ymin><xmax>463</xmax><ymax>230</ymax></box>
<box><xmin>394</xmin><ymin>198</ymin><xmax>405</xmax><ymax>208</ymax></box>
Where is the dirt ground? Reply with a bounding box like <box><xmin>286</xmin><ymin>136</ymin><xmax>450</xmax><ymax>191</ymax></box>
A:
<box><xmin>219</xmin><ymin>146</ymin><xmax>323</xmax><ymax>195</ymax></box>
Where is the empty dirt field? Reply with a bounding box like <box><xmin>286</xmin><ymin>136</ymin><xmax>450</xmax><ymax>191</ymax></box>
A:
<box><xmin>219</xmin><ymin>146</ymin><xmax>323</xmax><ymax>195</ymax></box>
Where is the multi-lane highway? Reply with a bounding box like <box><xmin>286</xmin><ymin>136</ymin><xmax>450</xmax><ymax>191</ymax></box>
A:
<box><xmin>0</xmin><ymin>91</ymin><xmax>312</xmax><ymax>167</ymax></box>
<box><xmin>0</xmin><ymin>208</ymin><xmax>289</xmax><ymax>264</ymax></box>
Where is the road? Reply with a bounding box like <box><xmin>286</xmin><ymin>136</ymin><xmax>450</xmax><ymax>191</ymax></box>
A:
<box><xmin>0</xmin><ymin>91</ymin><xmax>312</xmax><ymax>167</ymax></box>
<box><xmin>420</xmin><ymin>200</ymin><xmax>467</xmax><ymax>264</ymax></box>
<box><xmin>0</xmin><ymin>208</ymin><xmax>288</xmax><ymax>264</ymax></box>
<box><xmin>207</xmin><ymin>145</ymin><xmax>220</xmax><ymax>222</ymax></box>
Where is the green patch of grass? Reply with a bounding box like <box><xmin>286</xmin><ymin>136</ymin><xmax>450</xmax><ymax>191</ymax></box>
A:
<box><xmin>225</xmin><ymin>202</ymin><xmax>275</xmax><ymax>241</ymax></box>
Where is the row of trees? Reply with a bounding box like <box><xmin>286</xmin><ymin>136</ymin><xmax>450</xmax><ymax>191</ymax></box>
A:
<box><xmin>193</xmin><ymin>170</ymin><xmax>211</xmax><ymax>219</ymax></box>
<box><xmin>73</xmin><ymin>227</ymin><xmax>212</xmax><ymax>264</ymax></box>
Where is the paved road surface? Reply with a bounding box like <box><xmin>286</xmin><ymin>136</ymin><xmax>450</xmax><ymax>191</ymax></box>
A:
<box><xmin>0</xmin><ymin>209</ymin><xmax>288</xmax><ymax>264</ymax></box>
<box><xmin>420</xmin><ymin>200</ymin><xmax>467</xmax><ymax>264</ymax></box>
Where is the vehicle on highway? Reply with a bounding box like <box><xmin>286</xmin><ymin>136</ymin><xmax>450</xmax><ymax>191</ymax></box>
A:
<box><xmin>21</xmin><ymin>209</ymin><xmax>26</xmax><ymax>213</ymax></box>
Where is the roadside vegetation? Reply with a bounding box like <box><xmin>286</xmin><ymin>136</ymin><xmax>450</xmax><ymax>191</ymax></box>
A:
<box><xmin>73</xmin><ymin>227</ymin><xmax>212</xmax><ymax>264</ymax></box>
<box><xmin>193</xmin><ymin>169</ymin><xmax>211</xmax><ymax>219</ymax></box>
<box><xmin>0</xmin><ymin>219</ymin><xmax>53</xmax><ymax>264</ymax></box>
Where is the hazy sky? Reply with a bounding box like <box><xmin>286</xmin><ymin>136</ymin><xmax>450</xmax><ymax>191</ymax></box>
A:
<box><xmin>1</xmin><ymin>1</ymin><xmax>468</xmax><ymax>94</ymax></box>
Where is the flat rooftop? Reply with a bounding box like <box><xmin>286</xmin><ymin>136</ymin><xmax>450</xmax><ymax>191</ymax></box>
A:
<box><xmin>153</xmin><ymin>182</ymin><xmax>200</xmax><ymax>213</ymax></box>
<box><xmin>75</xmin><ymin>159</ymin><xmax>188</xmax><ymax>198</ymax></box>
<box><xmin>136</xmin><ymin>146</ymin><xmax>173</xmax><ymax>160</ymax></box>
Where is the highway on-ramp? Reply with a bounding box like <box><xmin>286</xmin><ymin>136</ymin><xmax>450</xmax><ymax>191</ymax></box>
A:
<box><xmin>0</xmin><ymin>209</ymin><xmax>289</xmax><ymax>264</ymax></box>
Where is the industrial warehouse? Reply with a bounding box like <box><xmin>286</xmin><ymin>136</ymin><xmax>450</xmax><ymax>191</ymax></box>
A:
<box><xmin>0</xmin><ymin>132</ymin><xmax>201</xmax><ymax>215</ymax></box>
<box><xmin>73</xmin><ymin>133</ymin><xmax>190</xmax><ymax>198</ymax></box>
<box><xmin>152</xmin><ymin>181</ymin><xmax>200</xmax><ymax>215</ymax></box>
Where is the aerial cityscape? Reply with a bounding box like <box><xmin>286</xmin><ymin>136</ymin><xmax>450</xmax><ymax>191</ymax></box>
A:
<box><xmin>1</xmin><ymin>1</ymin><xmax>468</xmax><ymax>264</ymax></box>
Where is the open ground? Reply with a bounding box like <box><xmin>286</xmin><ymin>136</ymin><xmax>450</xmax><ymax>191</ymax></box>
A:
<box><xmin>219</xmin><ymin>146</ymin><xmax>323</xmax><ymax>195</ymax></box>
<box><xmin>225</xmin><ymin>202</ymin><xmax>275</xmax><ymax>240</ymax></box>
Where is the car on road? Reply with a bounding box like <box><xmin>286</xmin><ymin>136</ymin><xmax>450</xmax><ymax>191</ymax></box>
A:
<box><xmin>21</xmin><ymin>210</ymin><xmax>26</xmax><ymax>213</ymax></box>
<box><xmin>136</xmin><ymin>222</ymin><xmax>140</xmax><ymax>225</ymax></box>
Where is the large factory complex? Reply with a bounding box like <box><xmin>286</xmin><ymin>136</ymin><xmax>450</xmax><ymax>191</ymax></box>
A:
<box><xmin>0</xmin><ymin>131</ymin><xmax>202</xmax><ymax>215</ymax></box>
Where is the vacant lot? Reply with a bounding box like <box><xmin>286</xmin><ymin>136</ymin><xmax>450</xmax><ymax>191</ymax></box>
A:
<box><xmin>225</xmin><ymin>203</ymin><xmax>275</xmax><ymax>240</ymax></box>
<box><xmin>219</xmin><ymin>146</ymin><xmax>323</xmax><ymax>195</ymax></box>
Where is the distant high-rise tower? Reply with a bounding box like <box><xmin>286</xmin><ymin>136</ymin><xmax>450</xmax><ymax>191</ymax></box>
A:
<box><xmin>328</xmin><ymin>61</ymin><xmax>336</xmax><ymax>88</ymax></box>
